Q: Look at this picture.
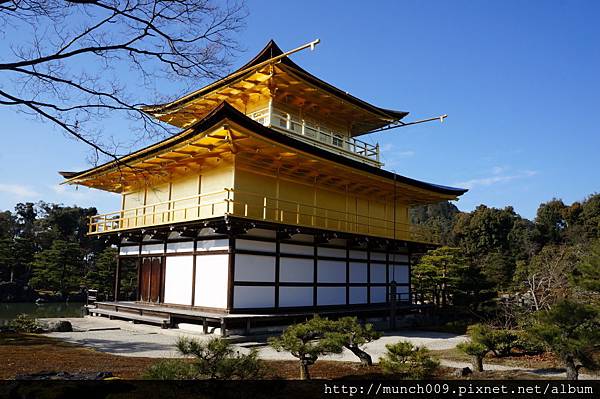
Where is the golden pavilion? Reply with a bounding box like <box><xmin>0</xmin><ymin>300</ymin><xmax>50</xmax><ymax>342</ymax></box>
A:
<box><xmin>61</xmin><ymin>40</ymin><xmax>466</xmax><ymax>333</ymax></box>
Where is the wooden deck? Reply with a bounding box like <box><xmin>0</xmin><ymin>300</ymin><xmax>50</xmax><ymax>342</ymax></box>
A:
<box><xmin>88</xmin><ymin>301</ymin><xmax>413</xmax><ymax>337</ymax></box>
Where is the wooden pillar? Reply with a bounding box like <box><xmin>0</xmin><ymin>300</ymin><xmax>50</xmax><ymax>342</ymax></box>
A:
<box><xmin>390</xmin><ymin>280</ymin><xmax>397</xmax><ymax>330</ymax></box>
<box><xmin>114</xmin><ymin>251</ymin><xmax>121</xmax><ymax>302</ymax></box>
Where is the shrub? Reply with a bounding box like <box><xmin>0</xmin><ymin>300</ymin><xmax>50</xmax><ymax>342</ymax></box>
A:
<box><xmin>514</xmin><ymin>331</ymin><xmax>545</xmax><ymax>355</ymax></box>
<box><xmin>457</xmin><ymin>341</ymin><xmax>488</xmax><ymax>372</ymax></box>
<box><xmin>143</xmin><ymin>359</ymin><xmax>197</xmax><ymax>380</ymax></box>
<box><xmin>328</xmin><ymin>317</ymin><xmax>382</xmax><ymax>366</ymax></box>
<box><xmin>7</xmin><ymin>314</ymin><xmax>42</xmax><ymax>333</ymax></box>
<box><xmin>379</xmin><ymin>341</ymin><xmax>439</xmax><ymax>379</ymax></box>
<box><xmin>489</xmin><ymin>329</ymin><xmax>519</xmax><ymax>357</ymax></box>
<box><xmin>527</xmin><ymin>300</ymin><xmax>600</xmax><ymax>380</ymax></box>
<box><xmin>175</xmin><ymin>337</ymin><xmax>265</xmax><ymax>380</ymax></box>
<box><xmin>467</xmin><ymin>324</ymin><xmax>518</xmax><ymax>357</ymax></box>
<box><xmin>269</xmin><ymin>317</ymin><xmax>345</xmax><ymax>380</ymax></box>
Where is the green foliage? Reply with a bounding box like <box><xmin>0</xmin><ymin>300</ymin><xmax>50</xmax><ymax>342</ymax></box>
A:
<box><xmin>457</xmin><ymin>341</ymin><xmax>488</xmax><ymax>372</ymax></box>
<box><xmin>527</xmin><ymin>300</ymin><xmax>600</xmax><ymax>379</ymax></box>
<box><xmin>269</xmin><ymin>317</ymin><xmax>346</xmax><ymax>379</ymax></box>
<box><xmin>457</xmin><ymin>341</ymin><xmax>488</xmax><ymax>357</ymax></box>
<box><xmin>176</xmin><ymin>336</ymin><xmax>265</xmax><ymax>380</ymax></box>
<box><xmin>30</xmin><ymin>240</ymin><xmax>83</xmax><ymax>296</ymax></box>
<box><xmin>535</xmin><ymin>199</ymin><xmax>568</xmax><ymax>245</ymax></box>
<box><xmin>410</xmin><ymin>202</ymin><xmax>460</xmax><ymax>245</ymax></box>
<box><xmin>85</xmin><ymin>247</ymin><xmax>117</xmax><ymax>298</ymax></box>
<box><xmin>413</xmin><ymin>246</ymin><xmax>496</xmax><ymax>313</ymax></box>
<box><xmin>513</xmin><ymin>331</ymin><xmax>545</xmax><ymax>355</ymax></box>
<box><xmin>8</xmin><ymin>314</ymin><xmax>42</xmax><ymax>333</ymax></box>
<box><xmin>465</xmin><ymin>324</ymin><xmax>520</xmax><ymax>357</ymax></box>
<box><xmin>379</xmin><ymin>341</ymin><xmax>440</xmax><ymax>379</ymax></box>
<box><xmin>326</xmin><ymin>317</ymin><xmax>381</xmax><ymax>365</ymax></box>
<box><xmin>572</xmin><ymin>240</ymin><xmax>600</xmax><ymax>293</ymax></box>
<box><xmin>143</xmin><ymin>359</ymin><xmax>197</xmax><ymax>380</ymax></box>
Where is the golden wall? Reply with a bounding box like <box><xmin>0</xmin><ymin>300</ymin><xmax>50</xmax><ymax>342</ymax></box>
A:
<box><xmin>233</xmin><ymin>166</ymin><xmax>410</xmax><ymax>240</ymax></box>
<box><xmin>118</xmin><ymin>159</ymin><xmax>411</xmax><ymax>240</ymax></box>
<box><xmin>119</xmin><ymin>162</ymin><xmax>234</xmax><ymax>229</ymax></box>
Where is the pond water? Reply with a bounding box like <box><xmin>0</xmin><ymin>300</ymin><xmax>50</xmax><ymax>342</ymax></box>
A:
<box><xmin>0</xmin><ymin>302</ymin><xmax>85</xmax><ymax>325</ymax></box>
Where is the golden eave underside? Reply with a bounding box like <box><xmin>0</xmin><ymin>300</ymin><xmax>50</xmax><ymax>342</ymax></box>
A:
<box><xmin>144</xmin><ymin>64</ymin><xmax>394</xmax><ymax>136</ymax></box>
<box><xmin>66</xmin><ymin>121</ymin><xmax>457</xmax><ymax>205</ymax></box>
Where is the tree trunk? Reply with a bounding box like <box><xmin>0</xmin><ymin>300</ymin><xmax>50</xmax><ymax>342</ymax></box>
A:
<box><xmin>472</xmin><ymin>355</ymin><xmax>483</xmax><ymax>372</ymax></box>
<box><xmin>565</xmin><ymin>356</ymin><xmax>579</xmax><ymax>380</ymax></box>
<box><xmin>346</xmin><ymin>344</ymin><xmax>373</xmax><ymax>366</ymax></box>
<box><xmin>300</xmin><ymin>361</ymin><xmax>310</xmax><ymax>380</ymax></box>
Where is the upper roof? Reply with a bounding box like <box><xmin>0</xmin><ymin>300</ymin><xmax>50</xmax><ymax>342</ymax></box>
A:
<box><xmin>62</xmin><ymin>101</ymin><xmax>467</xmax><ymax>200</ymax></box>
<box><xmin>142</xmin><ymin>40</ymin><xmax>409</xmax><ymax>136</ymax></box>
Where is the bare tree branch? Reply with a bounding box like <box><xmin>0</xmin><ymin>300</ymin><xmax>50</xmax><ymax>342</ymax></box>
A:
<box><xmin>0</xmin><ymin>0</ymin><xmax>247</xmax><ymax>164</ymax></box>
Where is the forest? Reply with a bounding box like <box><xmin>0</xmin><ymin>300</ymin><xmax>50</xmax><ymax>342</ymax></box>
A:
<box><xmin>0</xmin><ymin>193</ymin><xmax>598</xmax><ymax>314</ymax></box>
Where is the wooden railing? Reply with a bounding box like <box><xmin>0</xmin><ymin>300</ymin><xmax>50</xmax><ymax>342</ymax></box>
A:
<box><xmin>226</xmin><ymin>189</ymin><xmax>430</xmax><ymax>242</ymax></box>
<box><xmin>88</xmin><ymin>189</ymin><xmax>230</xmax><ymax>234</ymax></box>
<box><xmin>248</xmin><ymin>107</ymin><xmax>381</xmax><ymax>167</ymax></box>
<box><xmin>88</xmin><ymin>188</ymin><xmax>431</xmax><ymax>242</ymax></box>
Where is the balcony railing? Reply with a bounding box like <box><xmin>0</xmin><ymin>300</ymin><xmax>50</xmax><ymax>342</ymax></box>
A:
<box><xmin>248</xmin><ymin>107</ymin><xmax>381</xmax><ymax>167</ymax></box>
<box><xmin>88</xmin><ymin>188</ymin><xmax>431</xmax><ymax>243</ymax></box>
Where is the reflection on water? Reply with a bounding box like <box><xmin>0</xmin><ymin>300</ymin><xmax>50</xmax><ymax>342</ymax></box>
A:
<box><xmin>0</xmin><ymin>302</ymin><xmax>84</xmax><ymax>325</ymax></box>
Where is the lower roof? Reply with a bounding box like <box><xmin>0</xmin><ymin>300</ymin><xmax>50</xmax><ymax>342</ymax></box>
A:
<box><xmin>61</xmin><ymin>102</ymin><xmax>467</xmax><ymax>198</ymax></box>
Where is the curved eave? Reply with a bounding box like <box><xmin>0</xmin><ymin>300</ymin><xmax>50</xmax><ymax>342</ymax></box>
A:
<box><xmin>63</xmin><ymin>102</ymin><xmax>466</xmax><ymax>198</ymax></box>
<box><xmin>142</xmin><ymin>40</ymin><xmax>408</xmax><ymax>126</ymax></box>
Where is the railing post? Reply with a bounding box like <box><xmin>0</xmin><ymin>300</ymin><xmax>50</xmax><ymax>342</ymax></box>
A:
<box><xmin>376</xmin><ymin>143</ymin><xmax>380</xmax><ymax>163</ymax></box>
<box><xmin>226</xmin><ymin>189</ymin><xmax>231</xmax><ymax>214</ymax></box>
<box><xmin>263</xmin><ymin>197</ymin><xmax>267</xmax><ymax>220</ymax></box>
<box><xmin>296</xmin><ymin>203</ymin><xmax>300</xmax><ymax>225</ymax></box>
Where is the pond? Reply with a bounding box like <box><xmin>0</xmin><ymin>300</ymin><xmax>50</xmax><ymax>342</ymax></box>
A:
<box><xmin>0</xmin><ymin>302</ymin><xmax>85</xmax><ymax>326</ymax></box>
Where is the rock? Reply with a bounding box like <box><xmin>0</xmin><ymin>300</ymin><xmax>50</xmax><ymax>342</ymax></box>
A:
<box><xmin>454</xmin><ymin>367</ymin><xmax>472</xmax><ymax>377</ymax></box>
<box><xmin>43</xmin><ymin>320</ymin><xmax>73</xmax><ymax>332</ymax></box>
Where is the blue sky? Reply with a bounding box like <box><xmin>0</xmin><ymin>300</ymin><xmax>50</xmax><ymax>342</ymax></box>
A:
<box><xmin>1</xmin><ymin>0</ymin><xmax>598</xmax><ymax>219</ymax></box>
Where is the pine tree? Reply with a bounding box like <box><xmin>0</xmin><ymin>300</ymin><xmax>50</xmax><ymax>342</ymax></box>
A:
<box><xmin>528</xmin><ymin>300</ymin><xmax>600</xmax><ymax>380</ymax></box>
<box><xmin>269</xmin><ymin>317</ymin><xmax>346</xmax><ymax>380</ymax></box>
<box><xmin>30</xmin><ymin>240</ymin><xmax>84</xmax><ymax>297</ymax></box>
<box><xmin>572</xmin><ymin>240</ymin><xmax>600</xmax><ymax>293</ymax></box>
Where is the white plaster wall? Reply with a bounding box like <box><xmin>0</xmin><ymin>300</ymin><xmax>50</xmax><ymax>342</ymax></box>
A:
<box><xmin>370</xmin><ymin>287</ymin><xmax>387</xmax><ymax>303</ymax></box>
<box><xmin>234</xmin><ymin>254</ymin><xmax>275</xmax><ymax>282</ymax></box>
<box><xmin>166</xmin><ymin>241</ymin><xmax>194</xmax><ymax>253</ymax></box>
<box><xmin>194</xmin><ymin>254</ymin><xmax>228</xmax><ymax>309</ymax></box>
<box><xmin>317</xmin><ymin>287</ymin><xmax>346</xmax><ymax>306</ymax></box>
<box><xmin>349</xmin><ymin>262</ymin><xmax>367</xmax><ymax>283</ymax></box>
<box><xmin>280</xmin><ymin>243</ymin><xmax>313</xmax><ymax>256</ymax></box>
<box><xmin>234</xmin><ymin>286</ymin><xmax>275</xmax><ymax>308</ymax></box>
<box><xmin>163</xmin><ymin>256</ymin><xmax>193</xmax><ymax>305</ymax></box>
<box><xmin>317</xmin><ymin>260</ymin><xmax>346</xmax><ymax>283</ymax></box>
<box><xmin>370</xmin><ymin>264</ymin><xmax>387</xmax><ymax>283</ymax></box>
<box><xmin>390</xmin><ymin>265</ymin><xmax>409</xmax><ymax>284</ymax></box>
<box><xmin>197</xmin><ymin>239</ymin><xmax>229</xmax><ymax>251</ymax></box>
<box><xmin>280</xmin><ymin>257</ymin><xmax>313</xmax><ymax>282</ymax></box>
<box><xmin>119</xmin><ymin>246</ymin><xmax>139</xmax><ymax>255</ymax></box>
<box><xmin>279</xmin><ymin>287</ymin><xmax>313</xmax><ymax>307</ymax></box>
<box><xmin>236</xmin><ymin>239</ymin><xmax>276</xmax><ymax>252</ymax></box>
<box><xmin>349</xmin><ymin>287</ymin><xmax>367</xmax><ymax>304</ymax></box>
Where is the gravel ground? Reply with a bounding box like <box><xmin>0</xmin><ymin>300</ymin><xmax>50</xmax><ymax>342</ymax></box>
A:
<box><xmin>43</xmin><ymin>317</ymin><xmax>467</xmax><ymax>360</ymax></box>
<box><xmin>42</xmin><ymin>316</ymin><xmax>597</xmax><ymax>380</ymax></box>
